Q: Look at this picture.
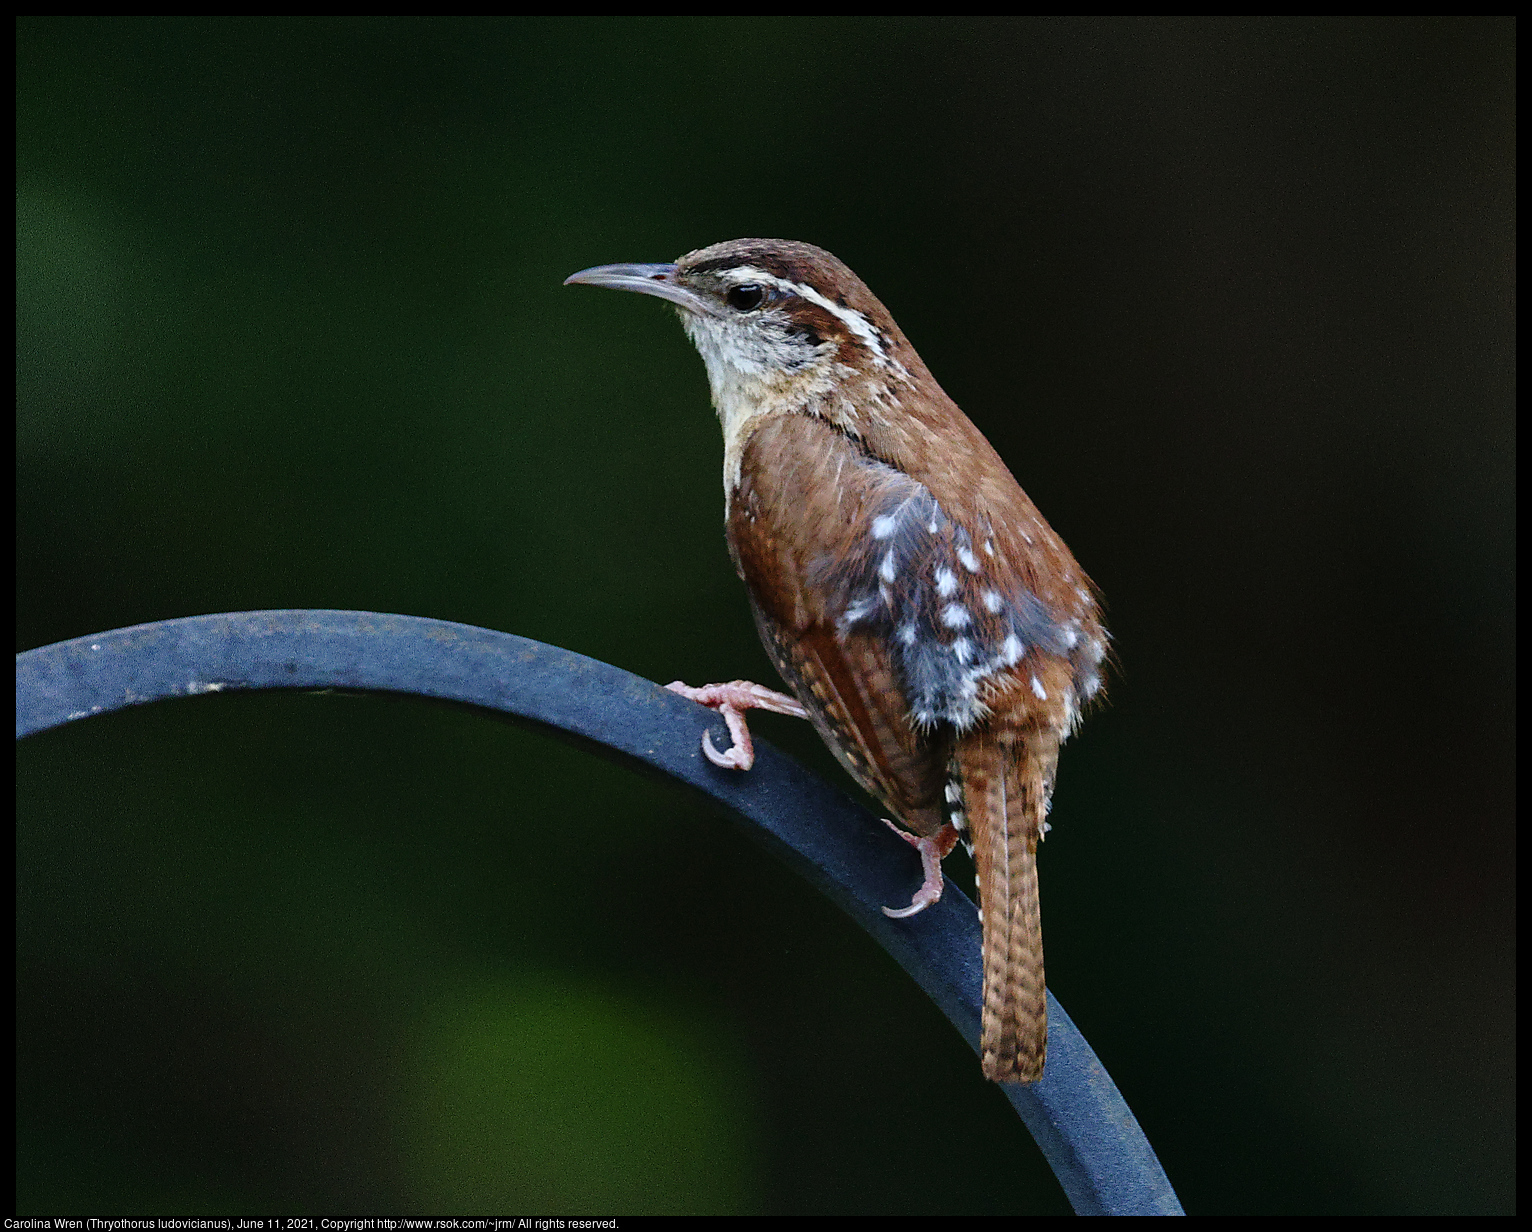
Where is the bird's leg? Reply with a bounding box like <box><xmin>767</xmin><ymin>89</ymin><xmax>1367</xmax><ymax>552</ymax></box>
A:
<box><xmin>665</xmin><ymin>679</ymin><xmax>809</xmax><ymax>771</ymax></box>
<box><xmin>880</xmin><ymin>820</ymin><xmax>961</xmax><ymax>918</ymax></box>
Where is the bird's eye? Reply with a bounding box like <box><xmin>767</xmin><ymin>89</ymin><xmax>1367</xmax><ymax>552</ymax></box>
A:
<box><xmin>726</xmin><ymin>283</ymin><xmax>766</xmax><ymax>312</ymax></box>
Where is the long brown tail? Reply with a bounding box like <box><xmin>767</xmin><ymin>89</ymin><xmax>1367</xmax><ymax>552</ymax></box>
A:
<box><xmin>960</xmin><ymin>735</ymin><xmax>1049</xmax><ymax>1083</ymax></box>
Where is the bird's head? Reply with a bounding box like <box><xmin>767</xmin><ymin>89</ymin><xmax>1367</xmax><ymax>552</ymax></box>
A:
<box><xmin>566</xmin><ymin>239</ymin><xmax>923</xmax><ymax>456</ymax></box>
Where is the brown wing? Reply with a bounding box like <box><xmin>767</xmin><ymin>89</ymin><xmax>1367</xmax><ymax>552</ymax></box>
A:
<box><xmin>729</xmin><ymin>414</ymin><xmax>950</xmax><ymax>836</ymax></box>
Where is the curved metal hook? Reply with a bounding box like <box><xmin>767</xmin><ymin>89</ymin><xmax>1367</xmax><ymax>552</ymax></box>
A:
<box><xmin>16</xmin><ymin>609</ymin><xmax>1182</xmax><ymax>1215</ymax></box>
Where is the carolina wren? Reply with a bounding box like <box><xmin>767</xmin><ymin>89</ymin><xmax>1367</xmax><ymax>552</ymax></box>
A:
<box><xmin>566</xmin><ymin>240</ymin><xmax>1107</xmax><ymax>1084</ymax></box>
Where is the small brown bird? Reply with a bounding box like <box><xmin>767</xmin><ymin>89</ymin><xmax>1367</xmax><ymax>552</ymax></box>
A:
<box><xmin>566</xmin><ymin>239</ymin><xmax>1107</xmax><ymax>1084</ymax></box>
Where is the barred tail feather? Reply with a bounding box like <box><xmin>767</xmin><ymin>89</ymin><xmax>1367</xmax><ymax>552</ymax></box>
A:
<box><xmin>963</xmin><ymin>736</ymin><xmax>1048</xmax><ymax>1084</ymax></box>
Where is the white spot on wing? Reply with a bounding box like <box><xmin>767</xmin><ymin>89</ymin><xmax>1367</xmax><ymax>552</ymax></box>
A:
<box><xmin>982</xmin><ymin>590</ymin><xmax>1003</xmax><ymax>613</ymax></box>
<box><xmin>957</xmin><ymin>546</ymin><xmax>980</xmax><ymax>572</ymax></box>
<box><xmin>941</xmin><ymin>603</ymin><xmax>970</xmax><ymax>629</ymax></box>
<box><xmin>880</xmin><ymin>551</ymin><xmax>897</xmax><ymax>582</ymax></box>
<box><xmin>935</xmin><ymin>567</ymin><xmax>958</xmax><ymax>597</ymax></box>
<box><xmin>1030</xmin><ymin>675</ymin><xmax>1048</xmax><ymax>700</ymax></box>
<box><xmin>952</xmin><ymin>638</ymin><xmax>973</xmax><ymax>664</ymax></box>
<box><xmin>841</xmin><ymin>599</ymin><xmax>875</xmax><ymax>627</ymax></box>
<box><xmin>871</xmin><ymin>514</ymin><xmax>898</xmax><ymax>539</ymax></box>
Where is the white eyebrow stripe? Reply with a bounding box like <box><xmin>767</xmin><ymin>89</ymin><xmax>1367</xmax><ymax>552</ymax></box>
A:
<box><xmin>734</xmin><ymin>267</ymin><xmax>901</xmax><ymax>370</ymax></box>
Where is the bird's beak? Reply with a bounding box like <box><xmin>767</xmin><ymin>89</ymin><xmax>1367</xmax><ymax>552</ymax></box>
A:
<box><xmin>563</xmin><ymin>262</ymin><xmax>724</xmax><ymax>318</ymax></box>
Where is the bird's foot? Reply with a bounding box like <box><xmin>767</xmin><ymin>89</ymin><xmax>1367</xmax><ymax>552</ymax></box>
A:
<box><xmin>665</xmin><ymin>679</ymin><xmax>809</xmax><ymax>771</ymax></box>
<box><xmin>880</xmin><ymin>821</ymin><xmax>960</xmax><ymax>918</ymax></box>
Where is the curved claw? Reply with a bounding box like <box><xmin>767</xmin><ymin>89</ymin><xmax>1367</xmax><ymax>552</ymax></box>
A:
<box><xmin>700</xmin><ymin>727</ymin><xmax>751</xmax><ymax>770</ymax></box>
<box><xmin>882</xmin><ymin>884</ymin><xmax>945</xmax><ymax>919</ymax></box>
<box><xmin>880</xmin><ymin>820</ymin><xmax>960</xmax><ymax>919</ymax></box>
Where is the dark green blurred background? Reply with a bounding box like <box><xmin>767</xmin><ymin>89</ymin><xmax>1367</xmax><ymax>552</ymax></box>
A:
<box><xmin>17</xmin><ymin>17</ymin><xmax>1513</xmax><ymax>1216</ymax></box>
